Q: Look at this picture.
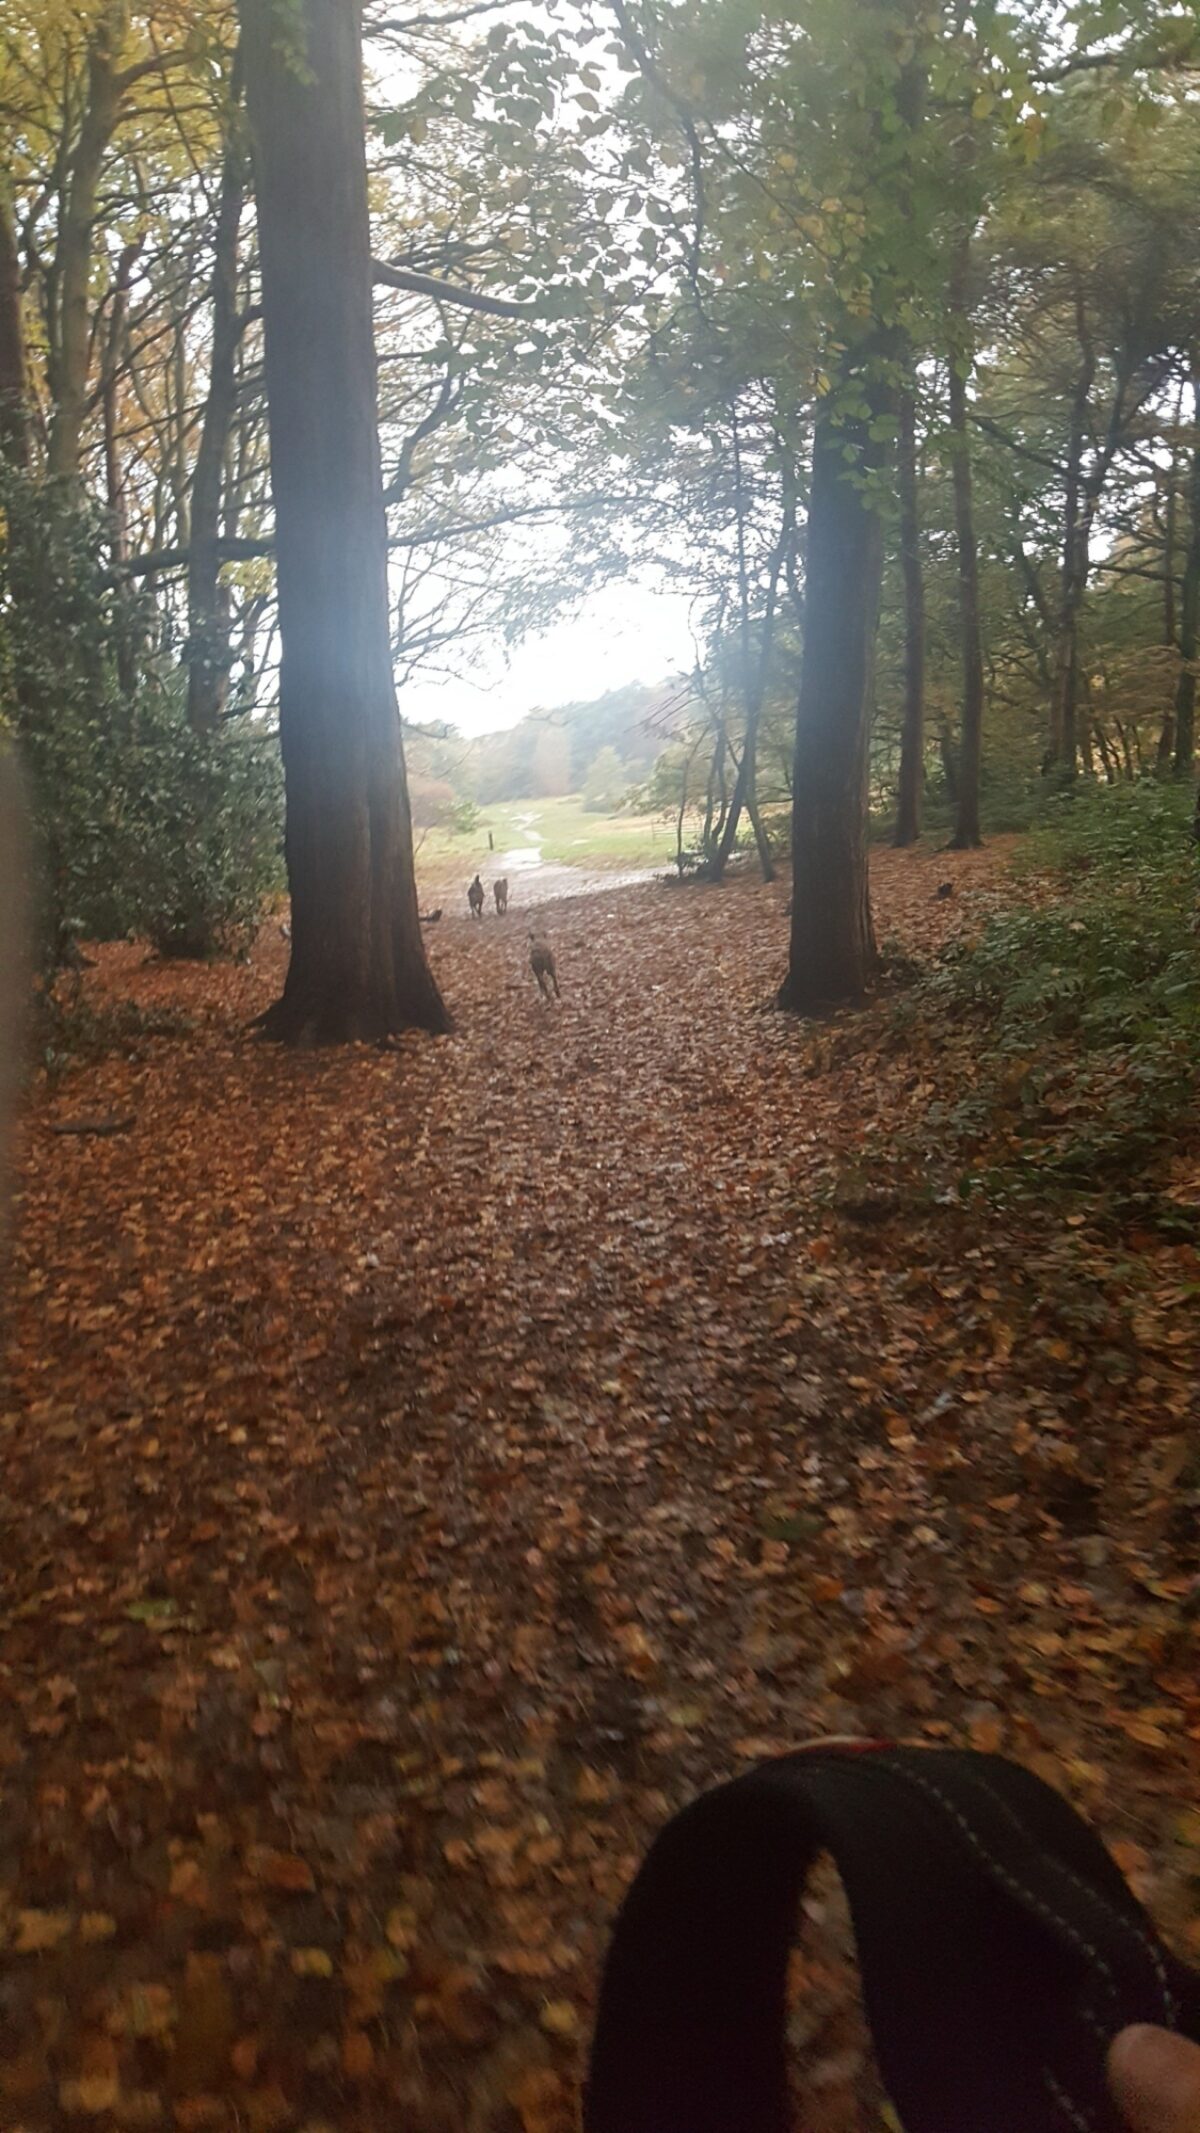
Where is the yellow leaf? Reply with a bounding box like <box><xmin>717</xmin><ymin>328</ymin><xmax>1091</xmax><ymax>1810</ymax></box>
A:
<box><xmin>60</xmin><ymin>2075</ymin><xmax>121</xmax><ymax>2114</ymax></box>
<box><xmin>290</xmin><ymin>1947</ymin><xmax>333</xmax><ymax>1977</ymax></box>
<box><xmin>79</xmin><ymin>1912</ymin><xmax>117</xmax><ymax>1943</ymax></box>
<box><xmin>539</xmin><ymin>1999</ymin><xmax>579</xmax><ymax>2038</ymax></box>
<box><xmin>14</xmin><ymin>1908</ymin><xmax>72</xmax><ymax>1952</ymax></box>
<box><xmin>1122</xmin><ymin>1717</ymin><xmax>1169</xmax><ymax>1750</ymax></box>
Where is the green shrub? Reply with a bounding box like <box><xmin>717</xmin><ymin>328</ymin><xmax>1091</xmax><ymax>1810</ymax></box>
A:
<box><xmin>916</xmin><ymin>782</ymin><xmax>1199</xmax><ymax>1189</ymax></box>
<box><xmin>116</xmin><ymin>703</ymin><xmax>284</xmax><ymax>959</ymax></box>
<box><xmin>871</xmin><ymin>766</ymin><xmax>1048</xmax><ymax>841</ymax></box>
<box><xmin>0</xmin><ymin>466</ymin><xmax>283</xmax><ymax>964</ymax></box>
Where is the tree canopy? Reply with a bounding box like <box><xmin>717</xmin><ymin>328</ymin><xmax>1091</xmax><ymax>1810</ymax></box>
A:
<box><xmin>1</xmin><ymin>0</ymin><xmax>1198</xmax><ymax>1007</ymax></box>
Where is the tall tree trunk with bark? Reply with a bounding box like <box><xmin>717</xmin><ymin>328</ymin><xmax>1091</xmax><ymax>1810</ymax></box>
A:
<box><xmin>0</xmin><ymin>177</ymin><xmax>29</xmax><ymax>470</ymax></box>
<box><xmin>187</xmin><ymin>76</ymin><xmax>246</xmax><ymax>733</ymax></box>
<box><xmin>946</xmin><ymin>234</ymin><xmax>984</xmax><ymax>849</ymax></box>
<box><xmin>893</xmin><ymin>380</ymin><xmax>924</xmax><ymax>846</ymax></box>
<box><xmin>1173</xmin><ymin>353</ymin><xmax>1200</xmax><ymax>783</ymax></box>
<box><xmin>239</xmin><ymin>0</ymin><xmax>448</xmax><ymax>1042</ymax></box>
<box><xmin>778</xmin><ymin>406</ymin><xmax>881</xmax><ymax>1012</ymax></box>
<box><xmin>48</xmin><ymin>2</ymin><xmax>125</xmax><ymax>478</ymax></box>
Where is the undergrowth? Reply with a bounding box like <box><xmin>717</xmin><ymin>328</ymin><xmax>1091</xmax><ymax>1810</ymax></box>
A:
<box><xmin>896</xmin><ymin>783</ymin><xmax>1200</xmax><ymax>1210</ymax></box>
<box><xmin>36</xmin><ymin>981</ymin><xmax>197</xmax><ymax>1083</ymax></box>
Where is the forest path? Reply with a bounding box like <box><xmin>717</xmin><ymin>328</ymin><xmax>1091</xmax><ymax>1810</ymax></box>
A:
<box><xmin>420</xmin><ymin>857</ymin><xmax>659</xmax><ymax>911</ymax></box>
<box><xmin>4</xmin><ymin>837</ymin><xmax>1197</xmax><ymax>2133</ymax></box>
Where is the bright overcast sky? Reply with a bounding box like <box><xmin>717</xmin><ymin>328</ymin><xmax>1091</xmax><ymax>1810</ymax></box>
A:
<box><xmin>399</xmin><ymin>579</ymin><xmax>699</xmax><ymax>737</ymax></box>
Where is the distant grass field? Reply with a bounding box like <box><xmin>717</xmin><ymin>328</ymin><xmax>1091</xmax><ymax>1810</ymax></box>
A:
<box><xmin>419</xmin><ymin>793</ymin><xmax>680</xmax><ymax>871</ymax></box>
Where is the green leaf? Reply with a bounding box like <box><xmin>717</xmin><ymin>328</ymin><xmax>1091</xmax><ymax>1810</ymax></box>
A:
<box><xmin>126</xmin><ymin>1598</ymin><xmax>178</xmax><ymax>1624</ymax></box>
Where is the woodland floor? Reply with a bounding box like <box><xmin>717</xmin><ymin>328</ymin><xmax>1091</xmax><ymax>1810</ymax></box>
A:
<box><xmin>3</xmin><ymin>839</ymin><xmax>1199</xmax><ymax>2133</ymax></box>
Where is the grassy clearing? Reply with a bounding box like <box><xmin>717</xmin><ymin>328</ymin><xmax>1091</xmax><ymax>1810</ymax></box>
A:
<box><xmin>418</xmin><ymin>792</ymin><xmax>680</xmax><ymax>870</ymax></box>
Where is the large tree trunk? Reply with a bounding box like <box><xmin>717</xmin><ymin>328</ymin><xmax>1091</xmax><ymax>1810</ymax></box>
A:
<box><xmin>893</xmin><ymin>380</ymin><xmax>924</xmax><ymax>846</ymax></box>
<box><xmin>1173</xmin><ymin>352</ymin><xmax>1200</xmax><ymax>782</ymax></box>
<box><xmin>48</xmin><ymin>2</ymin><xmax>125</xmax><ymax>479</ymax></box>
<box><xmin>0</xmin><ymin>177</ymin><xmax>29</xmax><ymax>470</ymax></box>
<box><xmin>778</xmin><ymin>407</ymin><xmax>881</xmax><ymax>1013</ymax></box>
<box><xmin>946</xmin><ymin>236</ymin><xmax>984</xmax><ymax>849</ymax></box>
<box><xmin>187</xmin><ymin>83</ymin><xmax>245</xmax><ymax>733</ymax></box>
<box><xmin>239</xmin><ymin>0</ymin><xmax>448</xmax><ymax>1042</ymax></box>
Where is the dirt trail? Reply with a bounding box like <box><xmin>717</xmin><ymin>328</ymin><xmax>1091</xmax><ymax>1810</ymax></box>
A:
<box><xmin>422</xmin><ymin>860</ymin><xmax>659</xmax><ymax>914</ymax></box>
<box><xmin>3</xmin><ymin>840</ymin><xmax>1197</xmax><ymax>2133</ymax></box>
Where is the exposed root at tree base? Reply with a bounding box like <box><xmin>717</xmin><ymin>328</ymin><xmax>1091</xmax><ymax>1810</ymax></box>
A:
<box><xmin>253</xmin><ymin>976</ymin><xmax>453</xmax><ymax>1045</ymax></box>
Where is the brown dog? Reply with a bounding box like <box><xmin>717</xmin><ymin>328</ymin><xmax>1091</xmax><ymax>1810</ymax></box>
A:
<box><xmin>529</xmin><ymin>934</ymin><xmax>560</xmax><ymax>1001</ymax></box>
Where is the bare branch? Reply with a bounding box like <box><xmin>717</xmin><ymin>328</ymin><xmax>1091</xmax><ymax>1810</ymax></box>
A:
<box><xmin>113</xmin><ymin>47</ymin><xmax>191</xmax><ymax>94</ymax></box>
<box><xmin>384</xmin><ymin>359</ymin><xmax>462</xmax><ymax>502</ymax></box>
<box><xmin>372</xmin><ymin>258</ymin><xmax>539</xmax><ymax>319</ymax></box>
<box><xmin>369</xmin><ymin>0</ymin><xmax>512</xmax><ymax>32</ymax></box>
<box><xmin>1034</xmin><ymin>37</ymin><xmax>1199</xmax><ymax>84</ymax></box>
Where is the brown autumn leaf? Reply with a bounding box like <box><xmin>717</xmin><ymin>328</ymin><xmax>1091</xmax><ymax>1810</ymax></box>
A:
<box><xmin>230</xmin><ymin>2037</ymin><xmax>259</xmax><ymax>2083</ymax></box>
<box><xmin>508</xmin><ymin>2064</ymin><xmax>569</xmax><ymax>2133</ymax></box>
<box><xmin>341</xmin><ymin>2029</ymin><xmax>374</xmax><ymax>2080</ymax></box>
<box><xmin>248</xmin><ymin>1849</ymin><xmax>315</xmax><ymax>1893</ymax></box>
